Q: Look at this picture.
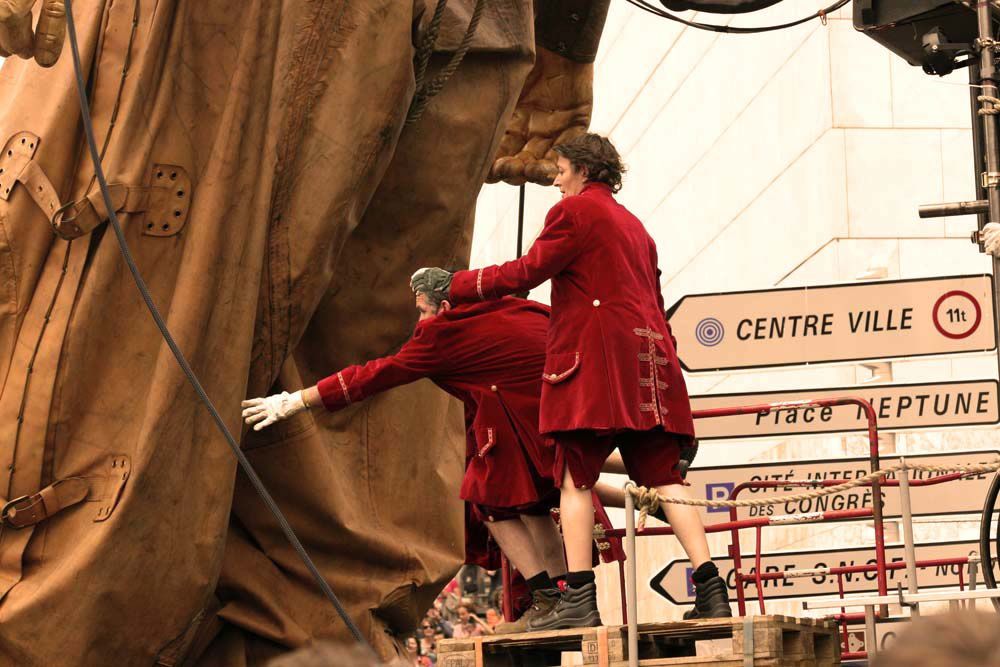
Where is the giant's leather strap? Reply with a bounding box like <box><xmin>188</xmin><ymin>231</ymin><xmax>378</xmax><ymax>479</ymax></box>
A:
<box><xmin>53</xmin><ymin>183</ymin><xmax>154</xmax><ymax>238</ymax></box>
<box><xmin>2</xmin><ymin>478</ymin><xmax>90</xmax><ymax>529</ymax></box>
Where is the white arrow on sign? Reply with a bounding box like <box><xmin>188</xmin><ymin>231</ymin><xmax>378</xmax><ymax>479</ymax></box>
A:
<box><xmin>686</xmin><ymin>450</ymin><xmax>999</xmax><ymax>521</ymax></box>
<box><xmin>650</xmin><ymin>540</ymin><xmax>987</xmax><ymax>606</ymax></box>
<box><xmin>667</xmin><ymin>274</ymin><xmax>996</xmax><ymax>372</ymax></box>
<box><xmin>691</xmin><ymin>380</ymin><xmax>1000</xmax><ymax>440</ymax></box>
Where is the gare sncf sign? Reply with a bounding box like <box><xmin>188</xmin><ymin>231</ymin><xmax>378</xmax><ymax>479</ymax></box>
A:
<box><xmin>667</xmin><ymin>275</ymin><xmax>996</xmax><ymax>372</ymax></box>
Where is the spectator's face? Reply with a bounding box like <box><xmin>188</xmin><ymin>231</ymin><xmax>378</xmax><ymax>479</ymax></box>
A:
<box><xmin>485</xmin><ymin>609</ymin><xmax>500</xmax><ymax>625</ymax></box>
<box><xmin>457</xmin><ymin>606</ymin><xmax>469</xmax><ymax>621</ymax></box>
<box><xmin>421</xmin><ymin>623</ymin><xmax>435</xmax><ymax>637</ymax></box>
<box><xmin>405</xmin><ymin>638</ymin><xmax>418</xmax><ymax>652</ymax></box>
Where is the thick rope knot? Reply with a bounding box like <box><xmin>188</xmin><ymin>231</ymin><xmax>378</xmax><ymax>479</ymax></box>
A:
<box><xmin>978</xmin><ymin>95</ymin><xmax>1000</xmax><ymax>116</ymax></box>
<box><xmin>630</xmin><ymin>485</ymin><xmax>662</xmax><ymax>530</ymax></box>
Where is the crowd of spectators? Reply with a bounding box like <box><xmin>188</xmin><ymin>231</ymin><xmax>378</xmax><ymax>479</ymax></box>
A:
<box><xmin>405</xmin><ymin>573</ymin><xmax>503</xmax><ymax>666</ymax></box>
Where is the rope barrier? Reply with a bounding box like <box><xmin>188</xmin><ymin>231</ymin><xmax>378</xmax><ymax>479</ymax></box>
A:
<box><xmin>628</xmin><ymin>460</ymin><xmax>1000</xmax><ymax>529</ymax></box>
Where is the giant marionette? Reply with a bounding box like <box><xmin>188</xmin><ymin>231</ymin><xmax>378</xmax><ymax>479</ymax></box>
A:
<box><xmin>0</xmin><ymin>0</ymin><xmax>812</xmax><ymax>664</ymax></box>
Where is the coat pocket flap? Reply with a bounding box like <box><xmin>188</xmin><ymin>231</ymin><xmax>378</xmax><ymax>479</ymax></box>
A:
<box><xmin>542</xmin><ymin>352</ymin><xmax>581</xmax><ymax>385</ymax></box>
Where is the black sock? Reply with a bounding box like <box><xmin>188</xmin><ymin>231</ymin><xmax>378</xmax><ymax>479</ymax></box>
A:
<box><xmin>526</xmin><ymin>571</ymin><xmax>555</xmax><ymax>592</ymax></box>
<box><xmin>691</xmin><ymin>561</ymin><xmax>719</xmax><ymax>584</ymax></box>
<box><xmin>564</xmin><ymin>570</ymin><xmax>596</xmax><ymax>589</ymax></box>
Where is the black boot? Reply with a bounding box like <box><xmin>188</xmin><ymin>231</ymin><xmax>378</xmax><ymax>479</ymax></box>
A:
<box><xmin>526</xmin><ymin>581</ymin><xmax>602</xmax><ymax>631</ymax></box>
<box><xmin>684</xmin><ymin>563</ymin><xmax>732</xmax><ymax>620</ymax></box>
<box><xmin>683</xmin><ymin>576</ymin><xmax>732</xmax><ymax>619</ymax></box>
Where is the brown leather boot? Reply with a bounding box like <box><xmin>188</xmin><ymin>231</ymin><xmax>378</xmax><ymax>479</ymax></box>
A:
<box><xmin>493</xmin><ymin>588</ymin><xmax>561</xmax><ymax>635</ymax></box>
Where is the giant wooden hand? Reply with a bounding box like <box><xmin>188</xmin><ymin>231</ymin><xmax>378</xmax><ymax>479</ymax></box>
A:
<box><xmin>0</xmin><ymin>0</ymin><xmax>66</xmax><ymax>67</ymax></box>
<box><xmin>487</xmin><ymin>46</ymin><xmax>593</xmax><ymax>186</ymax></box>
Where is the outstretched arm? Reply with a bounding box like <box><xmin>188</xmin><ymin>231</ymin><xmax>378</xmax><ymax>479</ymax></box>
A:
<box><xmin>242</xmin><ymin>330</ymin><xmax>447</xmax><ymax>430</ymax></box>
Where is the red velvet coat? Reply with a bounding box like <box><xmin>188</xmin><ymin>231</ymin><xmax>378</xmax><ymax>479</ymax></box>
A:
<box><xmin>316</xmin><ymin>298</ymin><xmax>552</xmax><ymax>510</ymax></box>
<box><xmin>450</xmin><ymin>182</ymin><xmax>695</xmax><ymax>440</ymax></box>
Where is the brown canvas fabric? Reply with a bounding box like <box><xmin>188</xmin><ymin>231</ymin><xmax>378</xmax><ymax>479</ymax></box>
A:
<box><xmin>0</xmin><ymin>1</ymin><xmax>532</xmax><ymax>665</ymax></box>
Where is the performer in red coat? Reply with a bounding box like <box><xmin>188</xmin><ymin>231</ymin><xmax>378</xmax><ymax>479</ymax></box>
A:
<box><xmin>242</xmin><ymin>292</ymin><xmax>570</xmax><ymax>632</ymax></box>
<box><xmin>412</xmin><ymin>134</ymin><xmax>731</xmax><ymax>629</ymax></box>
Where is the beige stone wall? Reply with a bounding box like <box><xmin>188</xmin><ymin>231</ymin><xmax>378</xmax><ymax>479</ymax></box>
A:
<box><xmin>472</xmin><ymin>2</ymin><xmax>998</xmax><ymax>624</ymax></box>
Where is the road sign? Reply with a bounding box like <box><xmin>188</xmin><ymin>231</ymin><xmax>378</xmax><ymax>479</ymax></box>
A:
<box><xmin>667</xmin><ymin>275</ymin><xmax>996</xmax><ymax>372</ymax></box>
<box><xmin>687</xmin><ymin>450</ymin><xmax>999</xmax><ymax>519</ymax></box>
<box><xmin>845</xmin><ymin>618</ymin><xmax>909</xmax><ymax>655</ymax></box>
<box><xmin>691</xmin><ymin>380</ymin><xmax>1000</xmax><ymax>440</ymax></box>
<box><xmin>650</xmin><ymin>540</ymin><xmax>987</xmax><ymax>606</ymax></box>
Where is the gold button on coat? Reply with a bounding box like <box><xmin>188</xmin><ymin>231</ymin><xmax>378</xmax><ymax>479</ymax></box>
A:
<box><xmin>490</xmin><ymin>385</ymin><xmax>498</xmax><ymax>392</ymax></box>
<box><xmin>592</xmin><ymin>299</ymin><xmax>600</xmax><ymax>307</ymax></box>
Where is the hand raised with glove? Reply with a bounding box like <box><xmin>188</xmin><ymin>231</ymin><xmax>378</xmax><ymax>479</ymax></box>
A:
<box><xmin>0</xmin><ymin>0</ymin><xmax>67</xmax><ymax>67</ymax></box>
<box><xmin>241</xmin><ymin>390</ymin><xmax>307</xmax><ymax>431</ymax></box>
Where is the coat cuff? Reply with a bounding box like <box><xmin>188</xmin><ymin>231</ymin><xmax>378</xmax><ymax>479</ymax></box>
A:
<box><xmin>316</xmin><ymin>371</ymin><xmax>352</xmax><ymax>411</ymax></box>
<box><xmin>450</xmin><ymin>268</ymin><xmax>489</xmax><ymax>303</ymax></box>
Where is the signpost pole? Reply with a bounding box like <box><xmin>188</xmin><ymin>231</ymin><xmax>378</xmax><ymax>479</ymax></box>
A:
<box><xmin>897</xmin><ymin>458</ymin><xmax>921</xmax><ymax>619</ymax></box>
<box><xmin>976</xmin><ymin>0</ymin><xmax>1000</xmax><ymax>298</ymax></box>
<box><xmin>863</xmin><ymin>604</ymin><xmax>878</xmax><ymax>660</ymax></box>
<box><xmin>623</xmin><ymin>483</ymin><xmax>639</xmax><ymax>667</ymax></box>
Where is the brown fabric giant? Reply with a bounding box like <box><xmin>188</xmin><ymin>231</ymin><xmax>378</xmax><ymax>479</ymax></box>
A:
<box><xmin>0</xmin><ymin>2</ymin><xmax>533</xmax><ymax>665</ymax></box>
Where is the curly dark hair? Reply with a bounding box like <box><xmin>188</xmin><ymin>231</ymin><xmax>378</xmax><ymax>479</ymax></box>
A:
<box><xmin>553</xmin><ymin>133</ymin><xmax>626</xmax><ymax>193</ymax></box>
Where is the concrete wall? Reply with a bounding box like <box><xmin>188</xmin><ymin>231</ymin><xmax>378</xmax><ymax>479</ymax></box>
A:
<box><xmin>471</xmin><ymin>2</ymin><xmax>997</xmax><ymax>624</ymax></box>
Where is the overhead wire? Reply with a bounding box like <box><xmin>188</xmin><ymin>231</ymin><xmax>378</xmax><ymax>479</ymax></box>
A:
<box><xmin>623</xmin><ymin>0</ymin><xmax>850</xmax><ymax>34</ymax></box>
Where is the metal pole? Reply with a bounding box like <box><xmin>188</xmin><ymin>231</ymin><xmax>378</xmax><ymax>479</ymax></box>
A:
<box><xmin>918</xmin><ymin>200</ymin><xmax>989</xmax><ymax>218</ymax></box>
<box><xmin>897</xmin><ymin>458</ymin><xmax>921</xmax><ymax>619</ymax></box>
<box><xmin>516</xmin><ymin>184</ymin><xmax>525</xmax><ymax>258</ymax></box>
<box><xmin>864</xmin><ymin>604</ymin><xmax>878</xmax><ymax>659</ymax></box>
<box><xmin>969</xmin><ymin>551</ymin><xmax>981</xmax><ymax>611</ymax></box>
<box><xmin>623</xmin><ymin>482</ymin><xmax>639</xmax><ymax>667</ymax></box>
<box><xmin>974</xmin><ymin>2</ymin><xmax>1000</xmax><ymax>383</ymax></box>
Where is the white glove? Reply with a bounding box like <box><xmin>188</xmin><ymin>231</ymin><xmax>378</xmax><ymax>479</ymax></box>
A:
<box><xmin>984</xmin><ymin>222</ymin><xmax>1000</xmax><ymax>257</ymax></box>
<box><xmin>241</xmin><ymin>390</ymin><xmax>307</xmax><ymax>431</ymax></box>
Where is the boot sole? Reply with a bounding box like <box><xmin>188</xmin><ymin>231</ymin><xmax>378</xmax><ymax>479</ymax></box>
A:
<box><xmin>527</xmin><ymin>610</ymin><xmax>603</xmax><ymax>632</ymax></box>
<box><xmin>683</xmin><ymin>607</ymin><xmax>733</xmax><ymax>620</ymax></box>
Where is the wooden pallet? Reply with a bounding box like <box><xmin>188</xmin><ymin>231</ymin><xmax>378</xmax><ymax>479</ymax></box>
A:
<box><xmin>437</xmin><ymin>615</ymin><xmax>840</xmax><ymax>667</ymax></box>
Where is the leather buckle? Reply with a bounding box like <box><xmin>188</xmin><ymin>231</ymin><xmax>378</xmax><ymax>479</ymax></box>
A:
<box><xmin>1</xmin><ymin>494</ymin><xmax>37</xmax><ymax>529</ymax></box>
<box><xmin>51</xmin><ymin>199</ymin><xmax>85</xmax><ymax>239</ymax></box>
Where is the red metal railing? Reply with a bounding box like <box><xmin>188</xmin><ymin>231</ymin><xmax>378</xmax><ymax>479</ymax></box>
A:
<box><xmin>497</xmin><ymin>396</ymin><xmax>986</xmax><ymax>660</ymax></box>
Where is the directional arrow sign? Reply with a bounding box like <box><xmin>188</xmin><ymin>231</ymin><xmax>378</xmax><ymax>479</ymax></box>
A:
<box><xmin>845</xmin><ymin>618</ymin><xmax>909</xmax><ymax>655</ymax></box>
<box><xmin>667</xmin><ymin>274</ymin><xmax>996</xmax><ymax>372</ymax></box>
<box><xmin>650</xmin><ymin>539</ymin><xmax>989</xmax><ymax>606</ymax></box>
<box><xmin>690</xmin><ymin>380</ymin><xmax>1000</xmax><ymax>440</ymax></box>
<box><xmin>686</xmin><ymin>450</ymin><xmax>1000</xmax><ymax>520</ymax></box>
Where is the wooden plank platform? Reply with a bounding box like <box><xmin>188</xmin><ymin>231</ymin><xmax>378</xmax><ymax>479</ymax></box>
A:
<box><xmin>437</xmin><ymin>616</ymin><xmax>840</xmax><ymax>667</ymax></box>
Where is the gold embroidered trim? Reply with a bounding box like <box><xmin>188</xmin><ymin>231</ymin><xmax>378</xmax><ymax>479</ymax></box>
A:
<box><xmin>542</xmin><ymin>352</ymin><xmax>581</xmax><ymax>384</ymax></box>
<box><xmin>476</xmin><ymin>268</ymin><xmax>485</xmax><ymax>301</ymax></box>
<box><xmin>337</xmin><ymin>372</ymin><xmax>351</xmax><ymax>405</ymax></box>
<box><xmin>634</xmin><ymin>327</ymin><xmax>667</xmax><ymax>425</ymax></box>
<box><xmin>478</xmin><ymin>427</ymin><xmax>495</xmax><ymax>458</ymax></box>
<box><xmin>632</xmin><ymin>327</ymin><xmax>664</xmax><ymax>341</ymax></box>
